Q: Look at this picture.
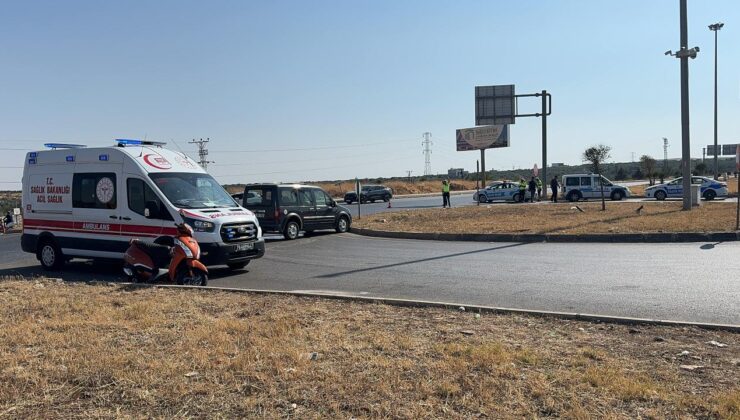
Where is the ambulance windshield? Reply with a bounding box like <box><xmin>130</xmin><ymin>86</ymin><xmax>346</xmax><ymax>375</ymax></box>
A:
<box><xmin>149</xmin><ymin>173</ymin><xmax>237</xmax><ymax>209</ymax></box>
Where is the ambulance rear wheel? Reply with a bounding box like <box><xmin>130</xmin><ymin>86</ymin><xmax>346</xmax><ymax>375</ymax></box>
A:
<box><xmin>38</xmin><ymin>239</ymin><xmax>64</xmax><ymax>271</ymax></box>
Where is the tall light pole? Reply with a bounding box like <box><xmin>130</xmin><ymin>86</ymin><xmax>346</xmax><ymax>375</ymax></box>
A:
<box><xmin>709</xmin><ymin>22</ymin><xmax>724</xmax><ymax>180</ymax></box>
<box><xmin>665</xmin><ymin>0</ymin><xmax>700</xmax><ymax>210</ymax></box>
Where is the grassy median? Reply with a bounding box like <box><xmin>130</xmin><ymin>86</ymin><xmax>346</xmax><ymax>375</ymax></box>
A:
<box><xmin>356</xmin><ymin>201</ymin><xmax>740</xmax><ymax>235</ymax></box>
<box><xmin>0</xmin><ymin>278</ymin><xmax>738</xmax><ymax>418</ymax></box>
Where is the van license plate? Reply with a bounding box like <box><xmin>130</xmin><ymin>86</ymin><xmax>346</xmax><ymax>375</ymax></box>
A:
<box><xmin>235</xmin><ymin>243</ymin><xmax>254</xmax><ymax>252</ymax></box>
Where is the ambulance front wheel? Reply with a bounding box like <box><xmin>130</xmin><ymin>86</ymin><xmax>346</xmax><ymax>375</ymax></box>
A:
<box><xmin>38</xmin><ymin>238</ymin><xmax>64</xmax><ymax>271</ymax></box>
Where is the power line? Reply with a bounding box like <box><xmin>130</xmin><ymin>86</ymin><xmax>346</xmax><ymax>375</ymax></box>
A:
<box><xmin>188</xmin><ymin>137</ymin><xmax>421</xmax><ymax>154</ymax></box>
<box><xmin>212</xmin><ymin>155</ymin><xmax>417</xmax><ymax>179</ymax></box>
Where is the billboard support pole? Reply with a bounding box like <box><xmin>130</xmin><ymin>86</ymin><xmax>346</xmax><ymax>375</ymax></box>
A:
<box><xmin>476</xmin><ymin>160</ymin><xmax>480</xmax><ymax>191</ymax></box>
<box><xmin>541</xmin><ymin>90</ymin><xmax>548</xmax><ymax>197</ymax></box>
<box><xmin>480</xmin><ymin>149</ymin><xmax>486</xmax><ymax>188</ymax></box>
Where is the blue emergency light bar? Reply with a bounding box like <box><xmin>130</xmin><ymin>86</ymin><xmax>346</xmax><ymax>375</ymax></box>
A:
<box><xmin>115</xmin><ymin>139</ymin><xmax>167</xmax><ymax>147</ymax></box>
<box><xmin>43</xmin><ymin>143</ymin><xmax>87</xmax><ymax>149</ymax></box>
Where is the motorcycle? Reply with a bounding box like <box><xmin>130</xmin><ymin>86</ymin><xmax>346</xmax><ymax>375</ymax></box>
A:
<box><xmin>123</xmin><ymin>222</ymin><xmax>208</xmax><ymax>286</ymax></box>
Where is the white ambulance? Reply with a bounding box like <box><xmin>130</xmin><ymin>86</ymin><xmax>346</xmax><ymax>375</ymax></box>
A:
<box><xmin>21</xmin><ymin>140</ymin><xmax>265</xmax><ymax>270</ymax></box>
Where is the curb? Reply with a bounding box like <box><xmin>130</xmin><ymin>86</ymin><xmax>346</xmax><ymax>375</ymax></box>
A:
<box><xmin>351</xmin><ymin>228</ymin><xmax>740</xmax><ymax>243</ymax></box>
<box><xmin>86</xmin><ymin>281</ymin><xmax>740</xmax><ymax>332</ymax></box>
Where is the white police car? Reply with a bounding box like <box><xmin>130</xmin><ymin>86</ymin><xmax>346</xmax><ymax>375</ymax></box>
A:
<box><xmin>562</xmin><ymin>174</ymin><xmax>631</xmax><ymax>202</ymax></box>
<box><xmin>644</xmin><ymin>176</ymin><xmax>728</xmax><ymax>201</ymax></box>
<box><xmin>474</xmin><ymin>181</ymin><xmax>523</xmax><ymax>203</ymax></box>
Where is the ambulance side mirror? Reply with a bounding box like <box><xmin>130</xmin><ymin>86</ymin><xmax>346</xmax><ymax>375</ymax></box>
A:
<box><xmin>144</xmin><ymin>201</ymin><xmax>159</xmax><ymax>219</ymax></box>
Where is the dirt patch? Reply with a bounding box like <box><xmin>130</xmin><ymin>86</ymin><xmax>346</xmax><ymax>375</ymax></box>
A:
<box><xmin>0</xmin><ymin>279</ymin><xmax>737</xmax><ymax>418</ymax></box>
<box><xmin>356</xmin><ymin>201</ymin><xmax>740</xmax><ymax>235</ymax></box>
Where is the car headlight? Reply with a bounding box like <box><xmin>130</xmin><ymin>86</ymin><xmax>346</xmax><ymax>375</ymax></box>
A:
<box><xmin>184</xmin><ymin>217</ymin><xmax>215</xmax><ymax>232</ymax></box>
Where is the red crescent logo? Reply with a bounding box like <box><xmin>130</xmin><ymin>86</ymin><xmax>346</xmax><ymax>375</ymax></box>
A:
<box><xmin>143</xmin><ymin>154</ymin><xmax>172</xmax><ymax>170</ymax></box>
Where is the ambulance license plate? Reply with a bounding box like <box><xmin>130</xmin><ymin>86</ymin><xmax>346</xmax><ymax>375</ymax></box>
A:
<box><xmin>234</xmin><ymin>242</ymin><xmax>254</xmax><ymax>252</ymax></box>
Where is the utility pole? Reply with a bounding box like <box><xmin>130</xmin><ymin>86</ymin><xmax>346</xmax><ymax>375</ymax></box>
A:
<box><xmin>188</xmin><ymin>138</ymin><xmax>214</xmax><ymax>170</ymax></box>
<box><xmin>702</xmin><ymin>147</ymin><xmax>706</xmax><ymax>164</ymax></box>
<box><xmin>709</xmin><ymin>22</ymin><xmax>724</xmax><ymax>180</ymax></box>
<box><xmin>422</xmin><ymin>132</ymin><xmax>433</xmax><ymax>176</ymax></box>
<box><xmin>631</xmin><ymin>152</ymin><xmax>636</xmax><ymax>163</ymax></box>
<box><xmin>406</xmin><ymin>170</ymin><xmax>413</xmax><ymax>183</ymax></box>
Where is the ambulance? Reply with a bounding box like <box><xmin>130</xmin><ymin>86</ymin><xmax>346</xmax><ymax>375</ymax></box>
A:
<box><xmin>21</xmin><ymin>140</ymin><xmax>265</xmax><ymax>270</ymax></box>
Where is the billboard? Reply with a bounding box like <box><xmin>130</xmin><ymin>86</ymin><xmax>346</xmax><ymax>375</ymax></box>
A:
<box><xmin>456</xmin><ymin>125</ymin><xmax>509</xmax><ymax>151</ymax></box>
<box><xmin>722</xmin><ymin>143</ymin><xmax>739</xmax><ymax>156</ymax></box>
<box><xmin>475</xmin><ymin>85</ymin><xmax>515</xmax><ymax>125</ymax></box>
<box><xmin>707</xmin><ymin>143</ymin><xmax>739</xmax><ymax>156</ymax></box>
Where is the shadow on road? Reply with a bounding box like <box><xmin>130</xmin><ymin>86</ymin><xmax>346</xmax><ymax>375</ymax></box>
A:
<box><xmin>0</xmin><ymin>260</ymin><xmax>246</xmax><ymax>283</ymax></box>
<box><xmin>317</xmin><ymin>242</ymin><xmax>529</xmax><ymax>279</ymax></box>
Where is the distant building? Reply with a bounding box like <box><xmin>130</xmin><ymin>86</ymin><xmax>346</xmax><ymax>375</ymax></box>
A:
<box><xmin>447</xmin><ymin>168</ymin><xmax>468</xmax><ymax>178</ymax></box>
<box><xmin>550</xmin><ymin>163</ymin><xmax>565</xmax><ymax>167</ymax></box>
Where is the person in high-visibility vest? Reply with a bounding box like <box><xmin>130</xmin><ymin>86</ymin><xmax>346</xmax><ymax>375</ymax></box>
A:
<box><xmin>442</xmin><ymin>179</ymin><xmax>451</xmax><ymax>208</ymax></box>
<box><xmin>518</xmin><ymin>178</ymin><xmax>527</xmax><ymax>202</ymax></box>
<box><xmin>535</xmin><ymin>177</ymin><xmax>543</xmax><ymax>201</ymax></box>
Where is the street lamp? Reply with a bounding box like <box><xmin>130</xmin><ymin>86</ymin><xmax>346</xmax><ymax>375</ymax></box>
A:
<box><xmin>709</xmin><ymin>22</ymin><xmax>724</xmax><ymax>180</ymax></box>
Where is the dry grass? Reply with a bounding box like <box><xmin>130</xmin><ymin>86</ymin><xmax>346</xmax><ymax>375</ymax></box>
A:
<box><xmin>356</xmin><ymin>201</ymin><xmax>740</xmax><ymax>235</ymax></box>
<box><xmin>0</xmin><ymin>279</ymin><xmax>738</xmax><ymax>418</ymax></box>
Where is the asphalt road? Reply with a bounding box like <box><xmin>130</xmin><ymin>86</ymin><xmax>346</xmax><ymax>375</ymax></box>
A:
<box><xmin>1</xmin><ymin>231</ymin><xmax>738</xmax><ymax>325</ymax></box>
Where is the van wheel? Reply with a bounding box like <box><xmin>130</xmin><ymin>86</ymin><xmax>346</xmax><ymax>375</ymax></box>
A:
<box><xmin>611</xmin><ymin>190</ymin><xmax>624</xmax><ymax>201</ymax></box>
<box><xmin>655</xmin><ymin>190</ymin><xmax>667</xmax><ymax>201</ymax></box>
<box><xmin>284</xmin><ymin>220</ymin><xmax>300</xmax><ymax>240</ymax></box>
<box><xmin>703</xmin><ymin>189</ymin><xmax>716</xmax><ymax>200</ymax></box>
<box><xmin>336</xmin><ymin>216</ymin><xmax>350</xmax><ymax>233</ymax></box>
<box><xmin>383</xmin><ymin>195</ymin><xmax>391</xmax><ymax>202</ymax></box>
<box><xmin>38</xmin><ymin>239</ymin><xmax>64</xmax><ymax>271</ymax></box>
<box><xmin>227</xmin><ymin>261</ymin><xmax>249</xmax><ymax>270</ymax></box>
<box><xmin>567</xmin><ymin>192</ymin><xmax>581</xmax><ymax>202</ymax></box>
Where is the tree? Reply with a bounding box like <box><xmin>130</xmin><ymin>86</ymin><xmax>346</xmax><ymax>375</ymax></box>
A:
<box><xmin>614</xmin><ymin>166</ymin><xmax>627</xmax><ymax>181</ymax></box>
<box><xmin>640</xmin><ymin>155</ymin><xmax>657</xmax><ymax>185</ymax></box>
<box><xmin>583</xmin><ymin>144</ymin><xmax>612</xmax><ymax>211</ymax></box>
<box><xmin>694</xmin><ymin>162</ymin><xmax>707</xmax><ymax>176</ymax></box>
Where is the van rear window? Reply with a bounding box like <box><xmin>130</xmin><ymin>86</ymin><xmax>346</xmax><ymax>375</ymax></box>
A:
<box><xmin>565</xmin><ymin>177</ymin><xmax>580</xmax><ymax>187</ymax></box>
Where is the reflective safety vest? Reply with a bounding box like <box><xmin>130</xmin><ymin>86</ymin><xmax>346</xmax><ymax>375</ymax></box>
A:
<box><xmin>442</xmin><ymin>183</ymin><xmax>450</xmax><ymax>193</ymax></box>
<box><xmin>536</xmin><ymin>178</ymin><xmax>543</xmax><ymax>189</ymax></box>
<box><xmin>518</xmin><ymin>181</ymin><xmax>526</xmax><ymax>191</ymax></box>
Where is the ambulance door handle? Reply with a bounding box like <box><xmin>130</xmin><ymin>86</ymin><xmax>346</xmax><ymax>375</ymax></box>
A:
<box><xmin>109</xmin><ymin>215</ymin><xmax>118</xmax><ymax>220</ymax></box>
<box><xmin>121</xmin><ymin>217</ymin><xmax>131</xmax><ymax>221</ymax></box>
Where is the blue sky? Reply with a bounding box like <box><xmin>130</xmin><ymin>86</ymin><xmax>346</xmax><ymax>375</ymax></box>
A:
<box><xmin>1</xmin><ymin>0</ymin><xmax>739</xmax><ymax>188</ymax></box>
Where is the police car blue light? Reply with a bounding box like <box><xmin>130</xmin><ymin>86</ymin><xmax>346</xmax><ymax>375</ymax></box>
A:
<box><xmin>644</xmin><ymin>176</ymin><xmax>728</xmax><ymax>201</ymax></box>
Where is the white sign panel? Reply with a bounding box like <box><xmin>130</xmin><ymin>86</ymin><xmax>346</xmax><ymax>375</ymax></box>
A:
<box><xmin>456</xmin><ymin>125</ymin><xmax>509</xmax><ymax>151</ymax></box>
<box><xmin>27</xmin><ymin>173</ymin><xmax>73</xmax><ymax>212</ymax></box>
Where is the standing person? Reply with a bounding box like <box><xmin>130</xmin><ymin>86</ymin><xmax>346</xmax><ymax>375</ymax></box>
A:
<box><xmin>2</xmin><ymin>211</ymin><xmax>12</xmax><ymax>234</ymax></box>
<box><xmin>518</xmin><ymin>178</ymin><xmax>527</xmax><ymax>202</ymax></box>
<box><xmin>550</xmin><ymin>176</ymin><xmax>560</xmax><ymax>202</ymax></box>
<box><xmin>535</xmin><ymin>177</ymin><xmax>543</xmax><ymax>201</ymax></box>
<box><xmin>528</xmin><ymin>177</ymin><xmax>537</xmax><ymax>203</ymax></box>
<box><xmin>442</xmin><ymin>179</ymin><xmax>451</xmax><ymax>208</ymax></box>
